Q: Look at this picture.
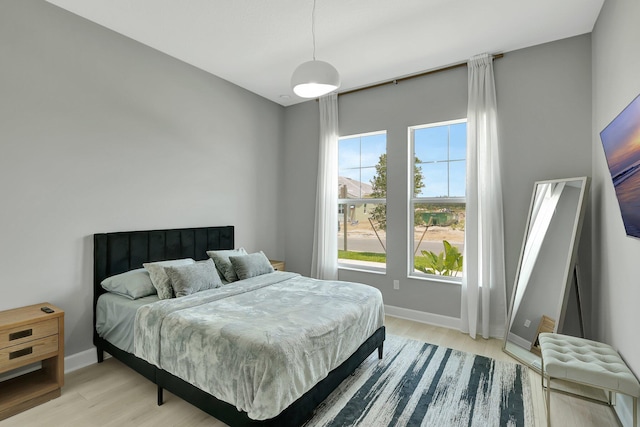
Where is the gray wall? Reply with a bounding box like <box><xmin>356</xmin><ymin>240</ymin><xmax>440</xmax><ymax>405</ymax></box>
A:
<box><xmin>283</xmin><ymin>35</ymin><xmax>592</xmax><ymax>334</ymax></box>
<box><xmin>592</xmin><ymin>0</ymin><xmax>640</xmax><ymax>381</ymax></box>
<box><xmin>0</xmin><ymin>0</ymin><xmax>284</xmax><ymax>355</ymax></box>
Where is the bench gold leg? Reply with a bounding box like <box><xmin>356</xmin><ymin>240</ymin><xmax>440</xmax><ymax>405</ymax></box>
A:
<box><xmin>542</xmin><ymin>357</ymin><xmax>551</xmax><ymax>427</ymax></box>
<box><xmin>546</xmin><ymin>377</ymin><xmax>551</xmax><ymax>427</ymax></box>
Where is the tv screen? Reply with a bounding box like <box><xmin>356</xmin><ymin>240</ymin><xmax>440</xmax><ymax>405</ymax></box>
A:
<box><xmin>600</xmin><ymin>93</ymin><xmax>640</xmax><ymax>239</ymax></box>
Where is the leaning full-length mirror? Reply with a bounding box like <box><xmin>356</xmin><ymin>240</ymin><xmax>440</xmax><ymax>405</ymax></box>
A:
<box><xmin>503</xmin><ymin>177</ymin><xmax>590</xmax><ymax>371</ymax></box>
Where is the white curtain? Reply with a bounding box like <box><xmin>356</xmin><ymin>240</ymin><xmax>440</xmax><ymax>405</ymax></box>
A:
<box><xmin>311</xmin><ymin>93</ymin><xmax>339</xmax><ymax>280</ymax></box>
<box><xmin>461</xmin><ymin>53</ymin><xmax>507</xmax><ymax>339</ymax></box>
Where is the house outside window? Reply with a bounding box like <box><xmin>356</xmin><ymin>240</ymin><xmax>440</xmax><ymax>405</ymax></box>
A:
<box><xmin>410</xmin><ymin>119</ymin><xmax>466</xmax><ymax>280</ymax></box>
<box><xmin>338</xmin><ymin>131</ymin><xmax>387</xmax><ymax>270</ymax></box>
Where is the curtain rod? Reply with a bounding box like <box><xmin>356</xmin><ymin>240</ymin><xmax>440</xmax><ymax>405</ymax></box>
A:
<box><xmin>337</xmin><ymin>53</ymin><xmax>504</xmax><ymax>97</ymax></box>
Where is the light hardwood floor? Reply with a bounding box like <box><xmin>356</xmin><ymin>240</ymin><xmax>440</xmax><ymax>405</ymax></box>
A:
<box><xmin>0</xmin><ymin>316</ymin><xmax>620</xmax><ymax>427</ymax></box>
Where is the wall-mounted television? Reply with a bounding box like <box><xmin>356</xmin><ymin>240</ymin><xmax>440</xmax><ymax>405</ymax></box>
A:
<box><xmin>600</xmin><ymin>93</ymin><xmax>640</xmax><ymax>239</ymax></box>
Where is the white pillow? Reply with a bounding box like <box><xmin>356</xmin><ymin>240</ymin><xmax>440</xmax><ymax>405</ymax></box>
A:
<box><xmin>143</xmin><ymin>258</ymin><xmax>195</xmax><ymax>299</ymax></box>
<box><xmin>100</xmin><ymin>268</ymin><xmax>156</xmax><ymax>299</ymax></box>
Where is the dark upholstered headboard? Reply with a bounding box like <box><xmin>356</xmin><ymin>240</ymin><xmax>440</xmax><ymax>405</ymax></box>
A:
<box><xmin>93</xmin><ymin>226</ymin><xmax>234</xmax><ymax>344</ymax></box>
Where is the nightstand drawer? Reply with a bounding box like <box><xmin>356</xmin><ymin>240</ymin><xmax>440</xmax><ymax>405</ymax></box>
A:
<box><xmin>0</xmin><ymin>335</ymin><xmax>59</xmax><ymax>373</ymax></box>
<box><xmin>0</xmin><ymin>319</ymin><xmax>58</xmax><ymax>350</ymax></box>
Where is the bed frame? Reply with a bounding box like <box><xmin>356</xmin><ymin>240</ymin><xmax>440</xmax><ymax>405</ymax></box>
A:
<box><xmin>93</xmin><ymin>225</ymin><xmax>385</xmax><ymax>427</ymax></box>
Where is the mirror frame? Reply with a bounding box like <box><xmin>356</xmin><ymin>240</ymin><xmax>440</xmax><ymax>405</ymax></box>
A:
<box><xmin>503</xmin><ymin>176</ymin><xmax>590</xmax><ymax>372</ymax></box>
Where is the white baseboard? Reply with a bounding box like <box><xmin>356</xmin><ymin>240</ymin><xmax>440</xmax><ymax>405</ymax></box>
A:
<box><xmin>384</xmin><ymin>304</ymin><xmax>461</xmax><ymax>330</ymax></box>
<box><xmin>64</xmin><ymin>347</ymin><xmax>110</xmax><ymax>374</ymax></box>
<box><xmin>384</xmin><ymin>305</ymin><xmax>505</xmax><ymax>339</ymax></box>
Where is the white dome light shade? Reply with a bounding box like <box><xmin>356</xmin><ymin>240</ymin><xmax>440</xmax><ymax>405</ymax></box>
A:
<box><xmin>291</xmin><ymin>60</ymin><xmax>340</xmax><ymax>98</ymax></box>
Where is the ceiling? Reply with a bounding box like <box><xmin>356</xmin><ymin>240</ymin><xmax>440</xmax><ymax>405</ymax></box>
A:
<box><xmin>45</xmin><ymin>0</ymin><xmax>604</xmax><ymax>107</ymax></box>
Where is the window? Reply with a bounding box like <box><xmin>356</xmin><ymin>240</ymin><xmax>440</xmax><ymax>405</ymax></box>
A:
<box><xmin>410</xmin><ymin>119</ymin><xmax>466</xmax><ymax>279</ymax></box>
<box><xmin>338</xmin><ymin>131</ymin><xmax>387</xmax><ymax>270</ymax></box>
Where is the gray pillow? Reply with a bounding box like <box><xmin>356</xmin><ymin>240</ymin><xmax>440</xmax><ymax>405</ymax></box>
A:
<box><xmin>143</xmin><ymin>258</ymin><xmax>195</xmax><ymax>299</ymax></box>
<box><xmin>206</xmin><ymin>248</ymin><xmax>248</xmax><ymax>282</ymax></box>
<box><xmin>100</xmin><ymin>268</ymin><xmax>156</xmax><ymax>300</ymax></box>
<box><xmin>165</xmin><ymin>259</ymin><xmax>223</xmax><ymax>297</ymax></box>
<box><xmin>229</xmin><ymin>251</ymin><xmax>274</xmax><ymax>280</ymax></box>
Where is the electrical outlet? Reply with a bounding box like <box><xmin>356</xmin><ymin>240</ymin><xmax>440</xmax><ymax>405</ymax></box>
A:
<box><xmin>524</xmin><ymin>319</ymin><xmax>531</xmax><ymax>328</ymax></box>
<box><xmin>393</xmin><ymin>280</ymin><xmax>399</xmax><ymax>290</ymax></box>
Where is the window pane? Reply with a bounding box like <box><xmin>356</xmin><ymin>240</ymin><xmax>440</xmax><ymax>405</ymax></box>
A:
<box><xmin>418</xmin><ymin>163</ymin><xmax>448</xmax><ymax>197</ymax></box>
<box><xmin>361</xmin><ymin>134</ymin><xmax>386</xmax><ymax>168</ymax></box>
<box><xmin>339</xmin><ymin>132</ymin><xmax>386</xmax><ymax>200</ymax></box>
<box><xmin>413</xmin><ymin>121</ymin><xmax>466</xmax><ymax>198</ymax></box>
<box><xmin>412</xmin><ymin>203</ymin><xmax>465</xmax><ymax>276</ymax></box>
<box><xmin>415</xmin><ymin>126</ymin><xmax>448</xmax><ymax>162</ymax></box>
<box><xmin>338</xmin><ymin>202</ymin><xmax>386</xmax><ymax>268</ymax></box>
<box><xmin>338</xmin><ymin>138</ymin><xmax>361</xmax><ymax>169</ymax></box>
<box><xmin>449</xmin><ymin>160</ymin><xmax>466</xmax><ymax>197</ymax></box>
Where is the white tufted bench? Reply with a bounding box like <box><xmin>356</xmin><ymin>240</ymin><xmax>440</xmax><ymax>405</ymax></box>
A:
<box><xmin>539</xmin><ymin>333</ymin><xmax>640</xmax><ymax>426</ymax></box>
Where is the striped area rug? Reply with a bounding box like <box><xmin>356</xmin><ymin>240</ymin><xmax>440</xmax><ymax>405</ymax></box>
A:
<box><xmin>306</xmin><ymin>334</ymin><xmax>534</xmax><ymax>427</ymax></box>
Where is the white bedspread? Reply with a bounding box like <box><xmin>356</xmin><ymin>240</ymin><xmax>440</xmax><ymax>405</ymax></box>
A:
<box><xmin>133</xmin><ymin>271</ymin><xmax>384</xmax><ymax>420</ymax></box>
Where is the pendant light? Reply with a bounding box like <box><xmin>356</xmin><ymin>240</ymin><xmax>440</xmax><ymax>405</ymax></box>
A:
<box><xmin>291</xmin><ymin>0</ymin><xmax>340</xmax><ymax>98</ymax></box>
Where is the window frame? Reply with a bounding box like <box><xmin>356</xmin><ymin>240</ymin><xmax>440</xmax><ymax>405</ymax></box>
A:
<box><xmin>408</xmin><ymin>118</ymin><xmax>467</xmax><ymax>282</ymax></box>
<box><xmin>337</xmin><ymin>130</ymin><xmax>387</xmax><ymax>273</ymax></box>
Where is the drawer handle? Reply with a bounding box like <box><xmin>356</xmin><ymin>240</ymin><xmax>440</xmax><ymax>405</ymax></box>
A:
<box><xmin>9</xmin><ymin>329</ymin><xmax>32</xmax><ymax>341</ymax></box>
<box><xmin>9</xmin><ymin>347</ymin><xmax>33</xmax><ymax>360</ymax></box>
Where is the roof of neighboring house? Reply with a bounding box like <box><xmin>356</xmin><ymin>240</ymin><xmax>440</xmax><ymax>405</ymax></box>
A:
<box><xmin>338</xmin><ymin>176</ymin><xmax>374</xmax><ymax>198</ymax></box>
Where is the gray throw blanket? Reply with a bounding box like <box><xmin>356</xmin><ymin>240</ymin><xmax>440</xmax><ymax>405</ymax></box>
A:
<box><xmin>134</xmin><ymin>271</ymin><xmax>384</xmax><ymax>420</ymax></box>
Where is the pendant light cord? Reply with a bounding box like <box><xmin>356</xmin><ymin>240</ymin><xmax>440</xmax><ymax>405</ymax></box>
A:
<box><xmin>311</xmin><ymin>0</ymin><xmax>317</xmax><ymax>60</ymax></box>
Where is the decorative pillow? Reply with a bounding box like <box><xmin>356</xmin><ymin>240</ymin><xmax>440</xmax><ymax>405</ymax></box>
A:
<box><xmin>206</xmin><ymin>248</ymin><xmax>248</xmax><ymax>282</ymax></box>
<box><xmin>100</xmin><ymin>268</ymin><xmax>156</xmax><ymax>300</ymax></box>
<box><xmin>229</xmin><ymin>251</ymin><xmax>274</xmax><ymax>280</ymax></box>
<box><xmin>143</xmin><ymin>258</ymin><xmax>195</xmax><ymax>299</ymax></box>
<box><xmin>164</xmin><ymin>259</ymin><xmax>223</xmax><ymax>298</ymax></box>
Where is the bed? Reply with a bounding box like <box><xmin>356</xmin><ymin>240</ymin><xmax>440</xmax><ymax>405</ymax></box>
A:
<box><xmin>93</xmin><ymin>226</ymin><xmax>385</xmax><ymax>426</ymax></box>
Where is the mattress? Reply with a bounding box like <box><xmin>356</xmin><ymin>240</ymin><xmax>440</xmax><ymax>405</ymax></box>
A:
<box><xmin>96</xmin><ymin>292</ymin><xmax>159</xmax><ymax>353</ymax></box>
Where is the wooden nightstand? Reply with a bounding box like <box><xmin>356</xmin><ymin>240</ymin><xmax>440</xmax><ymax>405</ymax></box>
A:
<box><xmin>0</xmin><ymin>303</ymin><xmax>64</xmax><ymax>421</ymax></box>
<box><xmin>269</xmin><ymin>260</ymin><xmax>286</xmax><ymax>272</ymax></box>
